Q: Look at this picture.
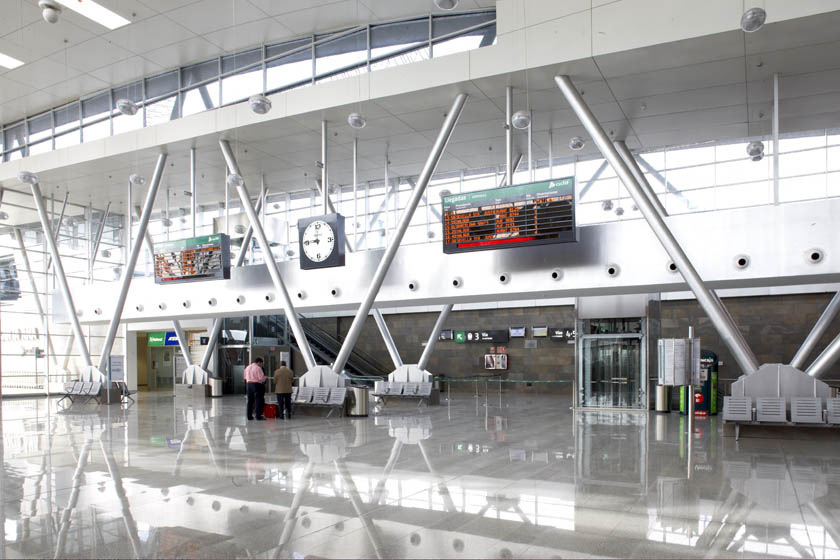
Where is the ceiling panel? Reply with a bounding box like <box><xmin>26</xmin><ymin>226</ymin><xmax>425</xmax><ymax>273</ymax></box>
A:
<box><xmin>166</xmin><ymin>0</ymin><xmax>268</xmax><ymax>36</ymax></box>
<box><xmin>0</xmin><ymin>17</ymin><xmax>95</xmax><ymax>63</ymax></box>
<box><xmin>606</xmin><ymin>57</ymin><xmax>745</xmax><ymax>101</ymax></box>
<box><xmin>3</xmin><ymin>57</ymin><xmax>82</xmax><ymax>90</ymax></box>
<box><xmin>201</xmin><ymin>17</ymin><xmax>294</xmax><ymax>52</ymax></box>
<box><xmin>102</xmin><ymin>14</ymin><xmax>194</xmax><ymax>55</ymax></box>
<box><xmin>142</xmin><ymin>36</ymin><xmax>221</xmax><ymax>68</ymax></box>
<box><xmin>48</xmin><ymin>37</ymin><xmax>133</xmax><ymax>74</ymax></box>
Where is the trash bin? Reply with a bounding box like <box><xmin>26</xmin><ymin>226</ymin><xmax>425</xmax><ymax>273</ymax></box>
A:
<box><xmin>347</xmin><ymin>386</ymin><xmax>369</xmax><ymax>417</ymax></box>
<box><xmin>209</xmin><ymin>377</ymin><xmax>223</xmax><ymax>398</ymax></box>
<box><xmin>655</xmin><ymin>384</ymin><xmax>670</xmax><ymax>412</ymax></box>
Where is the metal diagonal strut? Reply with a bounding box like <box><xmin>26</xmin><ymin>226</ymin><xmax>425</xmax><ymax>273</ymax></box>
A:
<box><xmin>221</xmin><ymin>139</ymin><xmax>318</xmax><ymax>370</ymax></box>
<box><xmin>418</xmin><ymin>304</ymin><xmax>453</xmax><ymax>371</ymax></box>
<box><xmin>555</xmin><ymin>75</ymin><xmax>760</xmax><ymax>375</ymax></box>
<box><xmin>31</xmin><ymin>181</ymin><xmax>94</xmax><ymax>368</ymax></box>
<box><xmin>14</xmin><ymin>229</ymin><xmax>58</xmax><ymax>363</ymax></box>
<box><xmin>791</xmin><ymin>292</ymin><xmax>840</xmax><ymax>370</ymax></box>
<box><xmin>614</xmin><ymin>141</ymin><xmax>668</xmax><ymax>218</ymax></box>
<box><xmin>805</xmin><ymin>330</ymin><xmax>840</xmax><ymax>378</ymax></box>
<box><xmin>332</xmin><ymin>93</ymin><xmax>468</xmax><ymax>375</ymax></box>
<box><xmin>98</xmin><ymin>154</ymin><xmax>167</xmax><ymax>372</ymax></box>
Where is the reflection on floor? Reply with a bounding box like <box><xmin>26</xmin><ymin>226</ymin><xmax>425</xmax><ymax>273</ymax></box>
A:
<box><xmin>1</xmin><ymin>391</ymin><xmax>839</xmax><ymax>559</ymax></box>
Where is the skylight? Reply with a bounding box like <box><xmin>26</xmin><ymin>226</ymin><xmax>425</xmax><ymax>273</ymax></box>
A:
<box><xmin>55</xmin><ymin>0</ymin><xmax>130</xmax><ymax>30</ymax></box>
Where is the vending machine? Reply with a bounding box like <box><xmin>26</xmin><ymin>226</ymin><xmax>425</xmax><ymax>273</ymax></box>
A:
<box><xmin>680</xmin><ymin>349</ymin><xmax>718</xmax><ymax>415</ymax></box>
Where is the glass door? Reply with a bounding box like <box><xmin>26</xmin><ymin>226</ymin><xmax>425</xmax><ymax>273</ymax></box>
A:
<box><xmin>577</xmin><ymin>318</ymin><xmax>647</xmax><ymax>409</ymax></box>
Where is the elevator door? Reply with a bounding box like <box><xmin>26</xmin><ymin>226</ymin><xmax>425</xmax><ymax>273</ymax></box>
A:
<box><xmin>580</xmin><ymin>336</ymin><xmax>644</xmax><ymax>408</ymax></box>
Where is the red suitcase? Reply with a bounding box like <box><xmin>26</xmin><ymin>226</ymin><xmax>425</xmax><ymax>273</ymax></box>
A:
<box><xmin>264</xmin><ymin>404</ymin><xmax>278</xmax><ymax>419</ymax></box>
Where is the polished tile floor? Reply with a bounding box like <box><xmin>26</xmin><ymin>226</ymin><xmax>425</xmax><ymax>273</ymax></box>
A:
<box><xmin>1</xmin><ymin>390</ymin><xmax>838</xmax><ymax>559</ymax></box>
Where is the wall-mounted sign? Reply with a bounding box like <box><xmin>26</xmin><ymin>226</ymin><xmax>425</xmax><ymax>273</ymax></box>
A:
<box><xmin>442</xmin><ymin>177</ymin><xmax>576</xmax><ymax>254</ymax></box>
<box><xmin>200</xmin><ymin>336</ymin><xmax>209</xmax><ymax>345</ymax></box>
<box><xmin>454</xmin><ymin>331</ymin><xmax>466</xmax><ymax>343</ymax></box>
<box><xmin>525</xmin><ymin>340</ymin><xmax>537</xmax><ymax>349</ymax></box>
<box><xmin>439</xmin><ymin>329</ymin><xmax>454</xmax><ymax>341</ymax></box>
<box><xmin>550</xmin><ymin>327</ymin><xmax>577</xmax><ymax>341</ymax></box>
<box><xmin>531</xmin><ymin>326</ymin><xmax>548</xmax><ymax>338</ymax></box>
<box><xmin>485</xmin><ymin>354</ymin><xmax>508</xmax><ymax>370</ymax></box>
<box><xmin>154</xmin><ymin>234</ymin><xmax>231</xmax><ymax>284</ymax></box>
<box><xmin>465</xmin><ymin>330</ymin><xmax>509</xmax><ymax>343</ymax></box>
<box><xmin>148</xmin><ymin>331</ymin><xmax>180</xmax><ymax>347</ymax></box>
<box><xmin>509</xmin><ymin>326</ymin><xmax>526</xmax><ymax>338</ymax></box>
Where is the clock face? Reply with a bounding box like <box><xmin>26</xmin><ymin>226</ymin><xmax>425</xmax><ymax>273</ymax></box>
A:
<box><xmin>301</xmin><ymin>220</ymin><xmax>335</xmax><ymax>263</ymax></box>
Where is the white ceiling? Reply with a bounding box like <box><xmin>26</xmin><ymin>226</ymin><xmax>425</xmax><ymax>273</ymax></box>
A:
<box><xmin>0</xmin><ymin>0</ymin><xmax>495</xmax><ymax>124</ymax></box>
<box><xmin>3</xmin><ymin>8</ymin><xmax>840</xmax><ymax>227</ymax></box>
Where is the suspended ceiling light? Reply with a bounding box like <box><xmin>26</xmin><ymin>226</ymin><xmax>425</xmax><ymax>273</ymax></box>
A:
<box><xmin>569</xmin><ymin>136</ymin><xmax>585</xmax><ymax>151</ymax></box>
<box><xmin>18</xmin><ymin>171</ymin><xmax>39</xmax><ymax>185</ymax></box>
<box><xmin>101</xmin><ymin>249</ymin><xmax>111</xmax><ymax>258</ymax></box>
<box><xmin>248</xmin><ymin>94</ymin><xmax>272</xmax><ymax>115</ymax></box>
<box><xmin>434</xmin><ymin>0</ymin><xmax>459</xmax><ymax>10</ymax></box>
<box><xmin>116</xmin><ymin>98</ymin><xmax>138</xmax><ymax>116</ymax></box>
<box><xmin>52</xmin><ymin>0</ymin><xmax>130</xmax><ymax>30</ymax></box>
<box><xmin>746</xmin><ymin>140</ymin><xmax>765</xmax><ymax>161</ymax></box>
<box><xmin>0</xmin><ymin>211</ymin><xmax>8</xmax><ymax>221</ymax></box>
<box><xmin>615</xmin><ymin>207</ymin><xmax>624</xmax><ymax>216</ymax></box>
<box><xmin>439</xmin><ymin>189</ymin><xmax>451</xmax><ymax>199</ymax></box>
<box><xmin>601</xmin><ymin>200</ymin><xmax>613</xmax><ymax>211</ymax></box>
<box><xmin>740</xmin><ymin>7</ymin><xmax>767</xmax><ymax>32</ymax></box>
<box><xmin>226</xmin><ymin>173</ymin><xmax>245</xmax><ymax>188</ymax></box>
<box><xmin>129</xmin><ymin>173</ymin><xmax>145</xmax><ymax>185</ymax></box>
<box><xmin>511</xmin><ymin>110</ymin><xmax>531</xmax><ymax>130</ymax></box>
<box><xmin>0</xmin><ymin>52</ymin><xmax>24</xmax><ymax>70</ymax></box>
<box><xmin>347</xmin><ymin>112</ymin><xmax>366</xmax><ymax>129</ymax></box>
<box><xmin>38</xmin><ymin>0</ymin><xmax>61</xmax><ymax>23</ymax></box>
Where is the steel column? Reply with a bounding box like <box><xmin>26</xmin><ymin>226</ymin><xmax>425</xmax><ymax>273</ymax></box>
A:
<box><xmin>614</xmin><ymin>141</ymin><xmax>668</xmax><ymax>218</ymax></box>
<box><xmin>791</xmin><ymin>292</ymin><xmax>840</xmax><ymax>370</ymax></box>
<box><xmin>556</xmin><ymin>75</ymin><xmax>760</xmax><ymax>375</ymax></box>
<box><xmin>805</xmin><ymin>331</ymin><xmax>840</xmax><ymax>378</ymax></box>
<box><xmin>30</xmin><ymin>181</ymin><xmax>93</xmax><ymax>368</ymax></box>
<box><xmin>199</xmin><ymin>194</ymin><xmax>263</xmax><ymax>371</ymax></box>
<box><xmin>417</xmin><ymin>303</ymin><xmax>453</xmax><ymax>371</ymax></box>
<box><xmin>498</xmin><ymin>153</ymin><xmax>522</xmax><ymax>187</ymax></box>
<box><xmin>172</xmin><ymin>320</ymin><xmax>193</xmax><ymax>368</ymax></box>
<box><xmin>221</xmin><ymin>140</ymin><xmax>318</xmax><ymax>370</ymax></box>
<box><xmin>97</xmin><ymin>154</ymin><xmax>167</xmax><ymax>372</ymax></box>
<box><xmin>190</xmin><ymin>147</ymin><xmax>197</xmax><ymax>237</ymax></box>
<box><xmin>89</xmin><ymin>202</ymin><xmax>111</xmax><ymax>270</ymax></box>
<box><xmin>45</xmin><ymin>192</ymin><xmax>68</xmax><ymax>272</ymax></box>
<box><xmin>321</xmin><ymin>120</ymin><xmax>329</xmax><ymax>215</ymax></box>
<box><xmin>773</xmin><ymin>73</ymin><xmax>780</xmax><ymax>205</ymax></box>
<box><xmin>332</xmin><ymin>93</ymin><xmax>468</xmax><ymax>374</ymax></box>
<box><xmin>505</xmin><ymin>86</ymin><xmax>513</xmax><ymax>186</ymax></box>
<box><xmin>373</xmin><ymin>310</ymin><xmax>402</xmax><ymax>368</ymax></box>
<box><xmin>14</xmin><ymin>229</ymin><xmax>58</xmax><ymax>363</ymax></box>
<box><xmin>353</xmin><ymin>137</ymin><xmax>358</xmax><ymax>245</ymax></box>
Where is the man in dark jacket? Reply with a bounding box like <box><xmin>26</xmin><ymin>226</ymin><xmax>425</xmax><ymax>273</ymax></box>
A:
<box><xmin>274</xmin><ymin>361</ymin><xmax>295</xmax><ymax>420</ymax></box>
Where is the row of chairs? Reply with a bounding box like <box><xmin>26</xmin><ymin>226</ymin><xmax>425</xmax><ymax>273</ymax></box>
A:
<box><xmin>723</xmin><ymin>396</ymin><xmax>840</xmax><ymax>424</ymax></box>
<box><xmin>373</xmin><ymin>382</ymin><xmax>433</xmax><ymax>397</ymax></box>
<box><xmin>57</xmin><ymin>381</ymin><xmax>102</xmax><ymax>406</ymax></box>
<box><xmin>291</xmin><ymin>386</ymin><xmax>347</xmax><ymax>406</ymax></box>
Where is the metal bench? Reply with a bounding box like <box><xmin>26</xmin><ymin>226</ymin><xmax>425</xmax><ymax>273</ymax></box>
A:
<box><xmin>373</xmin><ymin>381</ymin><xmax>435</xmax><ymax>407</ymax></box>
<box><xmin>292</xmin><ymin>387</ymin><xmax>347</xmax><ymax>417</ymax></box>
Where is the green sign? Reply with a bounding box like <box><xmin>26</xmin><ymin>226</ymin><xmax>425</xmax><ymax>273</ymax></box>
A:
<box><xmin>454</xmin><ymin>331</ymin><xmax>466</xmax><ymax>343</ymax></box>
<box><xmin>441</xmin><ymin>177</ymin><xmax>574</xmax><ymax>209</ymax></box>
<box><xmin>147</xmin><ymin>332</ymin><xmax>166</xmax><ymax>346</ymax></box>
<box><xmin>154</xmin><ymin>234</ymin><xmax>223</xmax><ymax>253</ymax></box>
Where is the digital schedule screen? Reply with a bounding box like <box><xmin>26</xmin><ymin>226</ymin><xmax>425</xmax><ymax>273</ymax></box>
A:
<box><xmin>442</xmin><ymin>177</ymin><xmax>576</xmax><ymax>254</ymax></box>
<box><xmin>154</xmin><ymin>234</ymin><xmax>231</xmax><ymax>284</ymax></box>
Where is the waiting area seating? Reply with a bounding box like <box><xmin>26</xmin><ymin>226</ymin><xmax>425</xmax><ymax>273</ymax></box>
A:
<box><xmin>373</xmin><ymin>381</ymin><xmax>434</xmax><ymax>407</ymax></box>
<box><xmin>57</xmin><ymin>381</ymin><xmax>102</xmax><ymax>406</ymax></box>
<box><xmin>281</xmin><ymin>386</ymin><xmax>348</xmax><ymax>417</ymax></box>
<box><xmin>723</xmin><ymin>396</ymin><xmax>840</xmax><ymax>439</ymax></box>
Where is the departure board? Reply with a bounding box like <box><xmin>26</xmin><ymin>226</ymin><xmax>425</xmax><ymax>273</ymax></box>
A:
<box><xmin>442</xmin><ymin>177</ymin><xmax>576</xmax><ymax>254</ymax></box>
<box><xmin>154</xmin><ymin>234</ymin><xmax>231</xmax><ymax>284</ymax></box>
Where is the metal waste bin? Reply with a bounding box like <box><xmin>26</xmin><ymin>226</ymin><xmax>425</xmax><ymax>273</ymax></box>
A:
<box><xmin>347</xmin><ymin>386</ymin><xmax>369</xmax><ymax>417</ymax></box>
<box><xmin>655</xmin><ymin>384</ymin><xmax>670</xmax><ymax>412</ymax></box>
<box><xmin>209</xmin><ymin>377</ymin><xmax>223</xmax><ymax>398</ymax></box>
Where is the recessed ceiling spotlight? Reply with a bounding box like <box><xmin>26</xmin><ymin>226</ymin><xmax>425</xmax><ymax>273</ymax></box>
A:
<box><xmin>226</xmin><ymin>173</ymin><xmax>245</xmax><ymax>188</ymax></box>
<box><xmin>569</xmin><ymin>136</ymin><xmax>585</xmax><ymax>151</ymax></box>
<box><xmin>434</xmin><ymin>0</ymin><xmax>459</xmax><ymax>10</ymax></box>
<box><xmin>746</xmin><ymin>140</ymin><xmax>765</xmax><ymax>161</ymax></box>
<box><xmin>129</xmin><ymin>174</ymin><xmax>145</xmax><ymax>185</ymax></box>
<box><xmin>38</xmin><ymin>0</ymin><xmax>61</xmax><ymax>24</ymax></box>
<box><xmin>18</xmin><ymin>171</ymin><xmax>39</xmax><ymax>185</ymax></box>
<box><xmin>0</xmin><ymin>211</ymin><xmax>8</xmax><ymax>221</ymax></box>
<box><xmin>347</xmin><ymin>112</ymin><xmax>366</xmax><ymax>129</ymax></box>
<box><xmin>740</xmin><ymin>7</ymin><xmax>766</xmax><ymax>32</ymax></box>
<box><xmin>248</xmin><ymin>94</ymin><xmax>272</xmax><ymax>115</ymax></box>
<box><xmin>511</xmin><ymin>110</ymin><xmax>531</xmax><ymax>130</ymax></box>
<box><xmin>115</xmin><ymin>98</ymin><xmax>138</xmax><ymax>116</ymax></box>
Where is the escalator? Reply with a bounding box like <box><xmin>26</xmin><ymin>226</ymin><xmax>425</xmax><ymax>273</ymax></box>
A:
<box><xmin>266</xmin><ymin>315</ymin><xmax>391</xmax><ymax>383</ymax></box>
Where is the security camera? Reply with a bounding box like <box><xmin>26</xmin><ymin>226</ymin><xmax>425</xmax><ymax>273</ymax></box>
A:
<box><xmin>39</xmin><ymin>0</ymin><xmax>62</xmax><ymax>24</ymax></box>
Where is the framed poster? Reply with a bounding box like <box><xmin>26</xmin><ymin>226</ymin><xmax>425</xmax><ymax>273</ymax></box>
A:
<box><xmin>509</xmin><ymin>326</ymin><xmax>526</xmax><ymax>338</ymax></box>
<box><xmin>495</xmin><ymin>354</ymin><xmax>508</xmax><ymax>370</ymax></box>
<box><xmin>484</xmin><ymin>355</ymin><xmax>496</xmax><ymax>369</ymax></box>
<box><xmin>532</xmin><ymin>326</ymin><xmax>548</xmax><ymax>338</ymax></box>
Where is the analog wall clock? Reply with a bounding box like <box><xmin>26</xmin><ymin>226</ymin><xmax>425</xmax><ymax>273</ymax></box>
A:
<box><xmin>297</xmin><ymin>213</ymin><xmax>345</xmax><ymax>269</ymax></box>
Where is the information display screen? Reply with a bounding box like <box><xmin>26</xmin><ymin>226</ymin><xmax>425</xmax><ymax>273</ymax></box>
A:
<box><xmin>442</xmin><ymin>177</ymin><xmax>576</xmax><ymax>254</ymax></box>
<box><xmin>154</xmin><ymin>234</ymin><xmax>231</xmax><ymax>284</ymax></box>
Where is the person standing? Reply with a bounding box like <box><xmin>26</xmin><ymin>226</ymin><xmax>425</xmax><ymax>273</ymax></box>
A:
<box><xmin>244</xmin><ymin>357</ymin><xmax>266</xmax><ymax>421</ymax></box>
<box><xmin>274</xmin><ymin>361</ymin><xmax>295</xmax><ymax>420</ymax></box>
